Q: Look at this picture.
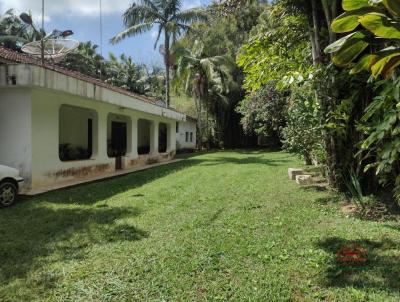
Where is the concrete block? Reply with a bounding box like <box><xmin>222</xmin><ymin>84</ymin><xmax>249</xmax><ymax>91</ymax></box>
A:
<box><xmin>288</xmin><ymin>168</ymin><xmax>304</xmax><ymax>180</ymax></box>
<box><xmin>296</xmin><ymin>174</ymin><xmax>313</xmax><ymax>185</ymax></box>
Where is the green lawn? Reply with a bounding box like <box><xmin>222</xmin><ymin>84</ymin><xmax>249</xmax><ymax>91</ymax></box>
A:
<box><xmin>0</xmin><ymin>151</ymin><xmax>399</xmax><ymax>302</ymax></box>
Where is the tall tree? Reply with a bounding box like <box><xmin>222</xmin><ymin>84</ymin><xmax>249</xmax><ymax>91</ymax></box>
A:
<box><xmin>174</xmin><ymin>40</ymin><xmax>236</xmax><ymax>147</ymax></box>
<box><xmin>110</xmin><ymin>0</ymin><xmax>207</xmax><ymax>108</ymax></box>
<box><xmin>60</xmin><ymin>41</ymin><xmax>105</xmax><ymax>78</ymax></box>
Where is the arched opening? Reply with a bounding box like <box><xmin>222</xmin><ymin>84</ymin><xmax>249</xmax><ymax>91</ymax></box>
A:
<box><xmin>59</xmin><ymin>105</ymin><xmax>98</xmax><ymax>161</ymax></box>
<box><xmin>138</xmin><ymin>119</ymin><xmax>151</xmax><ymax>155</ymax></box>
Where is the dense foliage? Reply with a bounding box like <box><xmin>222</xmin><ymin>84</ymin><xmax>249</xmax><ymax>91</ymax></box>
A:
<box><xmin>110</xmin><ymin>0</ymin><xmax>207</xmax><ymax>107</ymax></box>
<box><xmin>0</xmin><ymin>10</ymin><xmax>40</xmax><ymax>50</ymax></box>
<box><xmin>236</xmin><ymin>83</ymin><xmax>287</xmax><ymax>144</ymax></box>
<box><xmin>234</xmin><ymin>0</ymin><xmax>400</xmax><ymax>206</ymax></box>
<box><xmin>59</xmin><ymin>43</ymin><xmax>166</xmax><ymax>99</ymax></box>
<box><xmin>171</xmin><ymin>2</ymin><xmax>265</xmax><ymax>148</ymax></box>
<box><xmin>236</xmin><ymin>4</ymin><xmax>311</xmax><ymax>91</ymax></box>
<box><xmin>282</xmin><ymin>81</ymin><xmax>325</xmax><ymax>165</ymax></box>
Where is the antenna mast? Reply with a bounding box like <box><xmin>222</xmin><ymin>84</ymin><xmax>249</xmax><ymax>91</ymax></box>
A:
<box><xmin>41</xmin><ymin>0</ymin><xmax>45</xmax><ymax>65</ymax></box>
<box><xmin>99</xmin><ymin>0</ymin><xmax>103</xmax><ymax>79</ymax></box>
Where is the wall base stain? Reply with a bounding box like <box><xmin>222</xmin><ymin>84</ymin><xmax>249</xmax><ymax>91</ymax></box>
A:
<box><xmin>50</xmin><ymin>163</ymin><xmax>112</xmax><ymax>179</ymax></box>
<box><xmin>34</xmin><ymin>152</ymin><xmax>176</xmax><ymax>192</ymax></box>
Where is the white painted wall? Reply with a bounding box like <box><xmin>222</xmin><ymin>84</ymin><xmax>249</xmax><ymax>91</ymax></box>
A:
<box><xmin>0</xmin><ymin>64</ymin><xmax>186</xmax><ymax>121</ymax></box>
<box><xmin>0</xmin><ymin>88</ymin><xmax>32</xmax><ymax>190</ymax></box>
<box><xmin>29</xmin><ymin>88</ymin><xmax>177</xmax><ymax>189</ymax></box>
<box><xmin>0</xmin><ymin>63</ymin><xmax>191</xmax><ymax>192</ymax></box>
<box><xmin>176</xmin><ymin>121</ymin><xmax>197</xmax><ymax>150</ymax></box>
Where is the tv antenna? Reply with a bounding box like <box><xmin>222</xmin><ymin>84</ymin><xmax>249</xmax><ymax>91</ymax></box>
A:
<box><xmin>19</xmin><ymin>1</ymin><xmax>79</xmax><ymax>64</ymax></box>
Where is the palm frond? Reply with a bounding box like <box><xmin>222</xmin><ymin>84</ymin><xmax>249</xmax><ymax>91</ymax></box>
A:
<box><xmin>110</xmin><ymin>22</ymin><xmax>154</xmax><ymax>44</ymax></box>
<box><xmin>138</xmin><ymin>0</ymin><xmax>160</xmax><ymax>13</ymax></box>
<box><xmin>108</xmin><ymin>52</ymin><xmax>117</xmax><ymax>62</ymax></box>
<box><xmin>172</xmin><ymin>8</ymin><xmax>208</xmax><ymax>24</ymax></box>
<box><xmin>123</xmin><ymin>3</ymin><xmax>163</xmax><ymax>27</ymax></box>
<box><xmin>165</xmin><ymin>0</ymin><xmax>183</xmax><ymax>17</ymax></box>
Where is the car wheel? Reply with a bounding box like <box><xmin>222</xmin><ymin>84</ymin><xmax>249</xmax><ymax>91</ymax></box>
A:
<box><xmin>0</xmin><ymin>181</ymin><xmax>18</xmax><ymax>207</ymax></box>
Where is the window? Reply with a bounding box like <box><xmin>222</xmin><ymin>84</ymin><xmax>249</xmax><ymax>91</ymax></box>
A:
<box><xmin>59</xmin><ymin>105</ymin><xmax>97</xmax><ymax>161</ymax></box>
<box><xmin>185</xmin><ymin>132</ymin><xmax>189</xmax><ymax>142</ymax></box>
<box><xmin>176</xmin><ymin>122</ymin><xmax>179</xmax><ymax>133</ymax></box>
<box><xmin>190</xmin><ymin>132</ymin><xmax>193</xmax><ymax>142</ymax></box>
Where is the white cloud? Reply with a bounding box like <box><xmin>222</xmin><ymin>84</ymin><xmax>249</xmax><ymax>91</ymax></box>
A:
<box><xmin>183</xmin><ymin>0</ymin><xmax>201</xmax><ymax>10</ymax></box>
<box><xmin>0</xmin><ymin>0</ymin><xmax>205</xmax><ymax>19</ymax></box>
<box><xmin>0</xmin><ymin>0</ymin><xmax>131</xmax><ymax>18</ymax></box>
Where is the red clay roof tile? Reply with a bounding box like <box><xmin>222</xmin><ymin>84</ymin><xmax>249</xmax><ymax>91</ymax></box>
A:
<box><xmin>0</xmin><ymin>46</ymin><xmax>197</xmax><ymax>120</ymax></box>
<box><xmin>0</xmin><ymin>46</ymin><xmax>158</xmax><ymax>105</ymax></box>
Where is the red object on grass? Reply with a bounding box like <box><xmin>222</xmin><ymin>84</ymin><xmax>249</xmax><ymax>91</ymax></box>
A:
<box><xmin>336</xmin><ymin>245</ymin><xmax>368</xmax><ymax>264</ymax></box>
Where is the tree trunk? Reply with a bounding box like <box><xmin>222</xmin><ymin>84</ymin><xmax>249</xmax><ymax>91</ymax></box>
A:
<box><xmin>310</xmin><ymin>0</ymin><xmax>322</xmax><ymax>65</ymax></box>
<box><xmin>198</xmin><ymin>98</ymin><xmax>203</xmax><ymax>149</ymax></box>
<box><xmin>321</xmin><ymin>0</ymin><xmax>336</xmax><ymax>45</ymax></box>
<box><xmin>164</xmin><ymin>32</ymin><xmax>171</xmax><ymax>108</ymax></box>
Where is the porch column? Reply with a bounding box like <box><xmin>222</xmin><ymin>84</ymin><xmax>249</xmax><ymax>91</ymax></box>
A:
<box><xmin>97</xmin><ymin>110</ymin><xmax>108</xmax><ymax>160</ymax></box>
<box><xmin>167</xmin><ymin>122</ymin><xmax>176</xmax><ymax>152</ymax></box>
<box><xmin>131</xmin><ymin>116</ymin><xmax>138</xmax><ymax>158</ymax></box>
<box><xmin>150</xmin><ymin>121</ymin><xmax>159</xmax><ymax>155</ymax></box>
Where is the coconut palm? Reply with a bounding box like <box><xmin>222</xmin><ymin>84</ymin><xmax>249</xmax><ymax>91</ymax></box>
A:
<box><xmin>0</xmin><ymin>10</ymin><xmax>33</xmax><ymax>50</ymax></box>
<box><xmin>60</xmin><ymin>41</ymin><xmax>105</xmax><ymax>78</ymax></box>
<box><xmin>110</xmin><ymin>0</ymin><xmax>207</xmax><ymax>108</ymax></box>
<box><xmin>174</xmin><ymin>40</ymin><xmax>236</xmax><ymax>147</ymax></box>
<box><xmin>106</xmin><ymin>52</ymin><xmax>148</xmax><ymax>94</ymax></box>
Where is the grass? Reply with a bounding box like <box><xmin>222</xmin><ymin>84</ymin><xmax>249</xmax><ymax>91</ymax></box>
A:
<box><xmin>0</xmin><ymin>150</ymin><xmax>399</xmax><ymax>302</ymax></box>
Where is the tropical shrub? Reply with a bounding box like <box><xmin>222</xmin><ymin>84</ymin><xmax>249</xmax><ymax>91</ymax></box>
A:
<box><xmin>358</xmin><ymin>79</ymin><xmax>400</xmax><ymax>204</ymax></box>
<box><xmin>282</xmin><ymin>81</ymin><xmax>325</xmax><ymax>165</ymax></box>
<box><xmin>236</xmin><ymin>82</ymin><xmax>288</xmax><ymax>143</ymax></box>
<box><xmin>325</xmin><ymin>0</ymin><xmax>400</xmax><ymax>79</ymax></box>
<box><xmin>236</xmin><ymin>3</ymin><xmax>311</xmax><ymax>92</ymax></box>
<box><xmin>326</xmin><ymin>0</ymin><xmax>400</xmax><ymax>203</ymax></box>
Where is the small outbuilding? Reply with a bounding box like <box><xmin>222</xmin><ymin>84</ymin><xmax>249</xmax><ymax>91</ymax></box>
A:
<box><xmin>0</xmin><ymin>47</ymin><xmax>197</xmax><ymax>194</ymax></box>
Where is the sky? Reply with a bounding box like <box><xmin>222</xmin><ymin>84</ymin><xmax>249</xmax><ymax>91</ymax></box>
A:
<box><xmin>0</xmin><ymin>0</ymin><xmax>211</xmax><ymax>66</ymax></box>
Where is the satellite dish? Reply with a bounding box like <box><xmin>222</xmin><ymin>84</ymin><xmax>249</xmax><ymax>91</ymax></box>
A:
<box><xmin>21</xmin><ymin>38</ymin><xmax>79</xmax><ymax>63</ymax></box>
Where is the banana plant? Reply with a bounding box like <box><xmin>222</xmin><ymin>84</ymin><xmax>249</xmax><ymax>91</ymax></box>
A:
<box><xmin>325</xmin><ymin>0</ymin><xmax>400</xmax><ymax>78</ymax></box>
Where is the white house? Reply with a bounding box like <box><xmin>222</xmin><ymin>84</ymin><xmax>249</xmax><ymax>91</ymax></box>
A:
<box><xmin>0</xmin><ymin>46</ymin><xmax>196</xmax><ymax>194</ymax></box>
<box><xmin>176</xmin><ymin>116</ymin><xmax>197</xmax><ymax>150</ymax></box>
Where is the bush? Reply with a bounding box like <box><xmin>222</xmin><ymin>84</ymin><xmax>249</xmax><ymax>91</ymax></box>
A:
<box><xmin>236</xmin><ymin>82</ymin><xmax>288</xmax><ymax>145</ymax></box>
<box><xmin>282</xmin><ymin>81</ymin><xmax>325</xmax><ymax>165</ymax></box>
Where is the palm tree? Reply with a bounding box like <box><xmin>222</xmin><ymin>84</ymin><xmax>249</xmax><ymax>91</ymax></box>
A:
<box><xmin>110</xmin><ymin>0</ymin><xmax>207</xmax><ymax>108</ymax></box>
<box><xmin>60</xmin><ymin>41</ymin><xmax>105</xmax><ymax>78</ymax></box>
<box><xmin>0</xmin><ymin>9</ymin><xmax>35</xmax><ymax>50</ymax></box>
<box><xmin>106</xmin><ymin>52</ymin><xmax>147</xmax><ymax>94</ymax></box>
<box><xmin>174</xmin><ymin>40</ymin><xmax>236</xmax><ymax>147</ymax></box>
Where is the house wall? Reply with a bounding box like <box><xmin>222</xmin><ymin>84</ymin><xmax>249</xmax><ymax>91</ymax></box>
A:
<box><xmin>177</xmin><ymin>121</ymin><xmax>197</xmax><ymax>150</ymax></box>
<box><xmin>0</xmin><ymin>64</ymin><xmax>197</xmax><ymax>193</ymax></box>
<box><xmin>0</xmin><ymin>88</ymin><xmax>32</xmax><ymax>191</ymax></box>
<box><xmin>29</xmin><ymin>88</ymin><xmax>177</xmax><ymax>190</ymax></box>
<box><xmin>0</xmin><ymin>64</ymin><xmax>185</xmax><ymax>120</ymax></box>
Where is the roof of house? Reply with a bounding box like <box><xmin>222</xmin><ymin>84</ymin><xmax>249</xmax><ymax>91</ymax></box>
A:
<box><xmin>0</xmin><ymin>46</ymin><xmax>197</xmax><ymax>121</ymax></box>
<box><xmin>0</xmin><ymin>46</ymin><xmax>159</xmax><ymax>105</ymax></box>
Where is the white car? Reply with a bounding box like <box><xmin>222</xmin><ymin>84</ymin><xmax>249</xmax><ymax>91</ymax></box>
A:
<box><xmin>0</xmin><ymin>165</ymin><xmax>24</xmax><ymax>207</ymax></box>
